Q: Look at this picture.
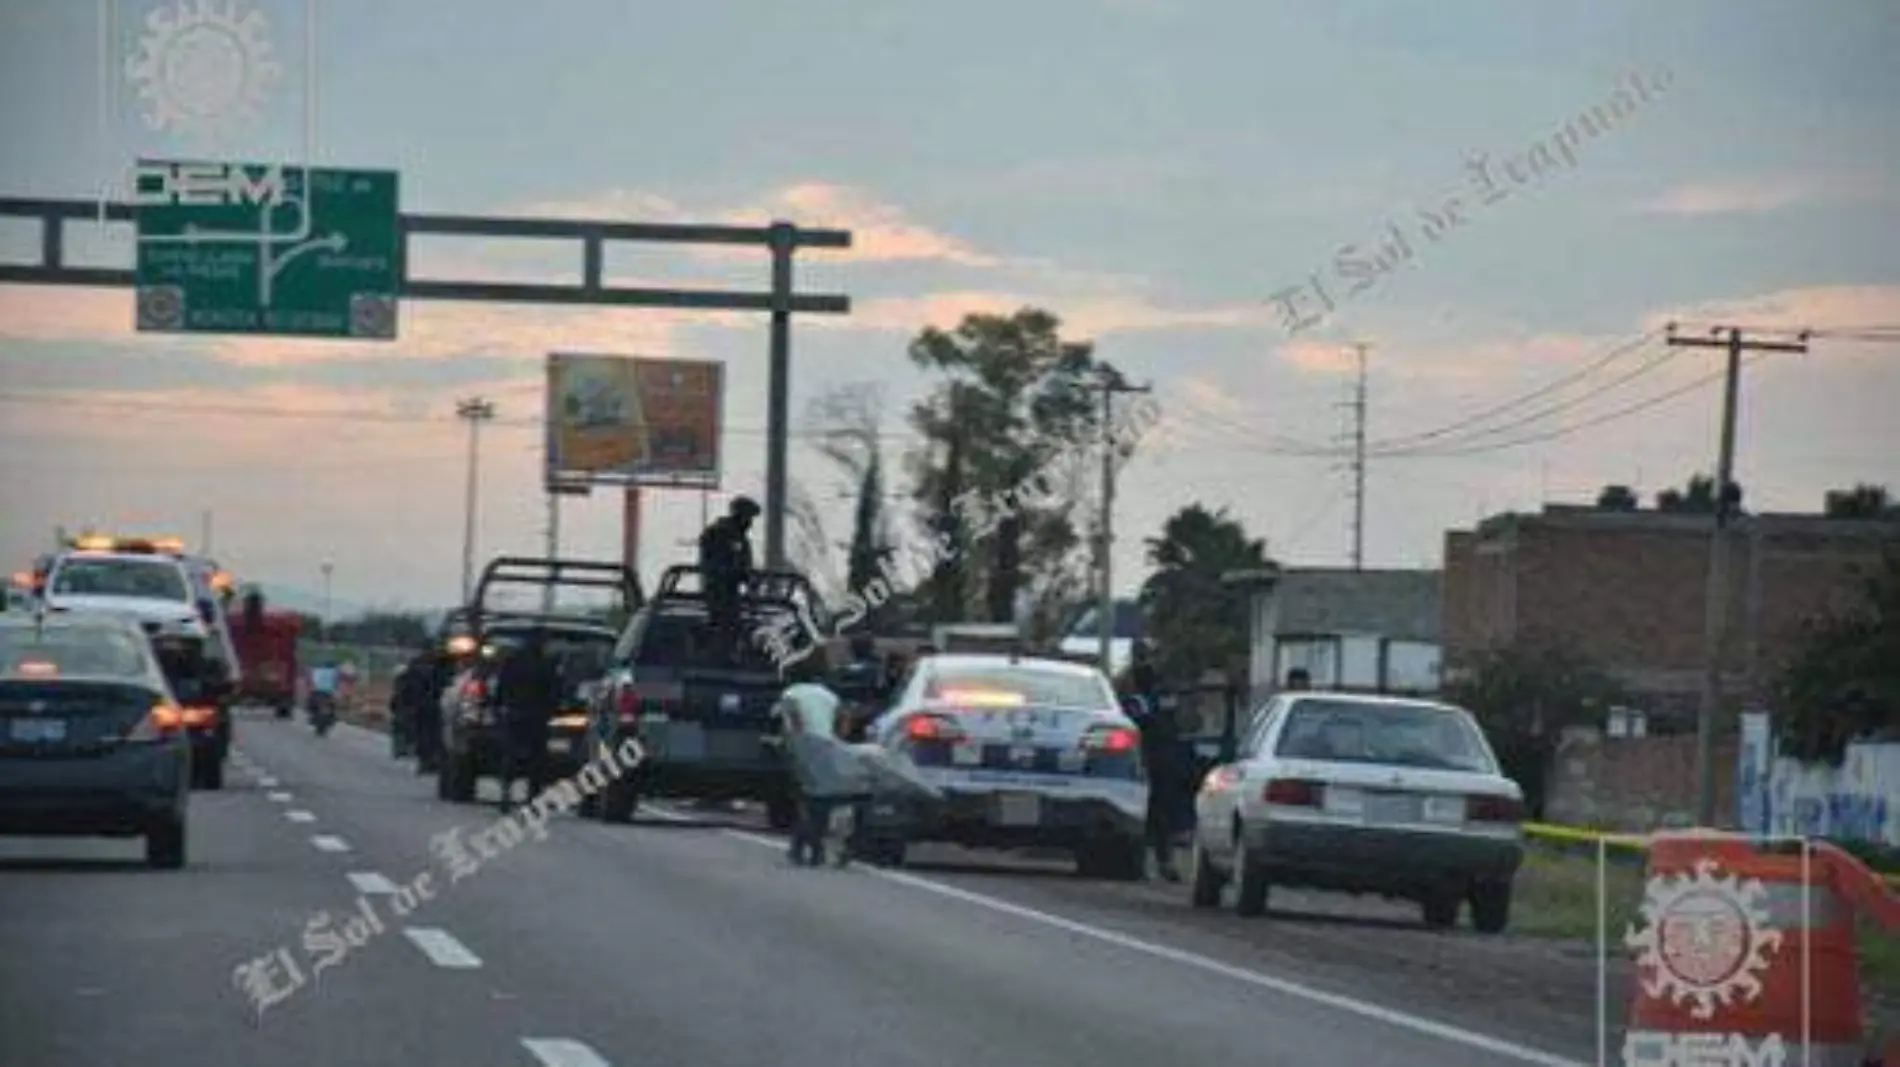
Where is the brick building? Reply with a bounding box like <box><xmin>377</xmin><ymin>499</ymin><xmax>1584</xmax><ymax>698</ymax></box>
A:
<box><xmin>1443</xmin><ymin>505</ymin><xmax>1900</xmax><ymax>722</ymax></box>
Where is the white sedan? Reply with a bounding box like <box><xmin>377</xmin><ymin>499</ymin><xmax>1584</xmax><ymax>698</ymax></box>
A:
<box><xmin>1189</xmin><ymin>691</ymin><xmax>1525</xmax><ymax>932</ymax></box>
<box><xmin>864</xmin><ymin>653</ymin><xmax>1150</xmax><ymax>878</ymax></box>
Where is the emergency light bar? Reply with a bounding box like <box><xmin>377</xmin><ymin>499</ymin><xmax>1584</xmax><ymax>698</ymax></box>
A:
<box><xmin>68</xmin><ymin>535</ymin><xmax>187</xmax><ymax>555</ymax></box>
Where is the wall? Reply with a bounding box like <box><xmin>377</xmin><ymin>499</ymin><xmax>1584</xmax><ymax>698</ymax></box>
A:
<box><xmin>1544</xmin><ymin>730</ymin><xmax>1739</xmax><ymax>831</ymax></box>
<box><xmin>1763</xmin><ymin>741</ymin><xmax>1900</xmax><ymax>849</ymax></box>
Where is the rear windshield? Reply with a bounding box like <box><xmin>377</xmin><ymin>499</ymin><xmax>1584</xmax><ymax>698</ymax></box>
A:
<box><xmin>0</xmin><ymin>627</ymin><xmax>150</xmax><ymax>679</ymax></box>
<box><xmin>50</xmin><ymin>557</ymin><xmax>189</xmax><ymax>602</ymax></box>
<box><xmin>923</xmin><ymin>665</ymin><xmax>1112</xmax><ymax>711</ymax></box>
<box><xmin>1275</xmin><ymin>698</ymin><xmax>1497</xmax><ymax>773</ymax></box>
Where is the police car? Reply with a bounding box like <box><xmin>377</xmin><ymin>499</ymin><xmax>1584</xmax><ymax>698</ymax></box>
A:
<box><xmin>865</xmin><ymin>652</ymin><xmax>1149</xmax><ymax>879</ymax></box>
<box><xmin>37</xmin><ymin>537</ymin><xmax>239</xmax><ymax>789</ymax></box>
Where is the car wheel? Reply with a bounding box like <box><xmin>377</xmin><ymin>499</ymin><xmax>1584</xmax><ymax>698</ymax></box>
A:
<box><xmin>1469</xmin><ymin>879</ymin><xmax>1512</xmax><ymax>934</ymax></box>
<box><xmin>444</xmin><ymin>755</ymin><xmax>476</xmax><ymax>804</ymax></box>
<box><xmin>1233</xmin><ymin>834</ymin><xmax>1270</xmax><ymax>917</ymax></box>
<box><xmin>864</xmin><ymin>839</ymin><xmax>906</xmax><ymax>868</ymax></box>
<box><xmin>576</xmin><ymin>792</ymin><xmax>600</xmax><ymax>819</ymax></box>
<box><xmin>192</xmin><ymin>755</ymin><xmax>224</xmax><ymax>791</ymax></box>
<box><xmin>435</xmin><ymin>758</ymin><xmax>454</xmax><ymax>800</ymax></box>
<box><xmin>146</xmin><ymin>815</ymin><xmax>186</xmax><ymax>870</ymax></box>
<box><xmin>1421</xmin><ymin>891</ymin><xmax>1460</xmax><ymax>929</ymax></box>
<box><xmin>764</xmin><ymin>792</ymin><xmax>797</xmax><ymax>832</ymax></box>
<box><xmin>1189</xmin><ymin>838</ymin><xmax>1225</xmax><ymax>908</ymax></box>
<box><xmin>274</xmin><ymin>704</ymin><xmax>290</xmax><ymax>720</ymax></box>
<box><xmin>599</xmin><ymin>776</ymin><xmax>637</xmax><ymax>823</ymax></box>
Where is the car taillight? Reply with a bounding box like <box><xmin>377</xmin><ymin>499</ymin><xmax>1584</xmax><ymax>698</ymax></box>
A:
<box><xmin>905</xmin><ymin>713</ymin><xmax>961</xmax><ymax>742</ymax></box>
<box><xmin>127</xmin><ymin>703</ymin><xmax>186</xmax><ymax>741</ymax></box>
<box><xmin>461</xmin><ymin>679</ymin><xmax>486</xmax><ymax>702</ymax></box>
<box><xmin>1082</xmin><ymin>726</ymin><xmax>1139</xmax><ymax>753</ymax></box>
<box><xmin>181</xmin><ymin>706</ymin><xmax>216</xmax><ymax>728</ymax></box>
<box><xmin>616</xmin><ymin>687</ymin><xmax>640</xmax><ymax>719</ymax></box>
<box><xmin>1262</xmin><ymin>778</ymin><xmax>1322</xmax><ymax>807</ymax></box>
<box><xmin>1468</xmin><ymin>794</ymin><xmax>1525</xmax><ymax>823</ymax></box>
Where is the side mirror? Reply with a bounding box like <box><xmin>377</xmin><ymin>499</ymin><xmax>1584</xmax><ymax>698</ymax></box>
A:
<box><xmin>196</xmin><ymin>598</ymin><xmax>217</xmax><ymax>624</ymax></box>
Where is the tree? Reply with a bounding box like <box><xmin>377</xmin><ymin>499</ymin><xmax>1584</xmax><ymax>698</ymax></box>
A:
<box><xmin>1775</xmin><ymin>546</ymin><xmax>1900</xmax><ymax>764</ymax></box>
<box><xmin>1595</xmin><ymin>484</ymin><xmax>1639</xmax><ymax>511</ymax></box>
<box><xmin>1138</xmin><ymin>504</ymin><xmax>1272</xmax><ymax>689</ymax></box>
<box><xmin>904</xmin><ymin>308</ymin><xmax>1124</xmax><ymax>626</ymax></box>
<box><xmin>1824</xmin><ymin>484</ymin><xmax>1897</xmax><ymax>519</ymax></box>
<box><xmin>807</xmin><ymin>383</ymin><xmax>898</xmax><ymax>630</ymax></box>
<box><xmin>1656</xmin><ymin>473</ymin><xmax>1742</xmax><ymax>514</ymax></box>
<box><xmin>1443</xmin><ymin>644</ymin><xmax>1629</xmax><ymax>819</ymax></box>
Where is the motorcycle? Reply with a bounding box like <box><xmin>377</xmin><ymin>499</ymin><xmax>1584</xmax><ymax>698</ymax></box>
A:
<box><xmin>308</xmin><ymin>691</ymin><xmax>337</xmax><ymax>736</ymax></box>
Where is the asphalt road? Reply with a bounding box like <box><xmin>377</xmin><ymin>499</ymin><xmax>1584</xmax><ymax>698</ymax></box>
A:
<box><xmin>0</xmin><ymin>709</ymin><xmax>1614</xmax><ymax>1067</ymax></box>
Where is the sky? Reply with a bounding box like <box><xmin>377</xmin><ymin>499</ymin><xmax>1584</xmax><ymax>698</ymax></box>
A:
<box><xmin>2</xmin><ymin>0</ymin><xmax>1897</xmax><ymax>616</ymax></box>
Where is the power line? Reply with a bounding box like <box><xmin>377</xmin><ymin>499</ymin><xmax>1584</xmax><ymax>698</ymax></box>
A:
<box><xmin>1363</xmin><ymin>329</ymin><xmax>1662</xmax><ymax>450</ymax></box>
<box><xmin>1371</xmin><ymin>342</ymin><xmax>1677</xmax><ymax>456</ymax></box>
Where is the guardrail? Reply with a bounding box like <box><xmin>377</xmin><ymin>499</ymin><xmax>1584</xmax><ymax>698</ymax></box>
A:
<box><xmin>1523</xmin><ymin>821</ymin><xmax>1900</xmax><ymax>887</ymax></box>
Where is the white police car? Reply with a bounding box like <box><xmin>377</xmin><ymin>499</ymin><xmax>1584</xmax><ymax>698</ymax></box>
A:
<box><xmin>866</xmin><ymin>653</ymin><xmax>1149</xmax><ymax>879</ymax></box>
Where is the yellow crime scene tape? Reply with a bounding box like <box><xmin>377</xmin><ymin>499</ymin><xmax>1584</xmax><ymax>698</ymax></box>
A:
<box><xmin>1521</xmin><ymin>822</ymin><xmax>1900</xmax><ymax>887</ymax></box>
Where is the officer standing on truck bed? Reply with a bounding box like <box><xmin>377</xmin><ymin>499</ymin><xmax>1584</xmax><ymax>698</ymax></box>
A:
<box><xmin>697</xmin><ymin>496</ymin><xmax>760</xmax><ymax>665</ymax></box>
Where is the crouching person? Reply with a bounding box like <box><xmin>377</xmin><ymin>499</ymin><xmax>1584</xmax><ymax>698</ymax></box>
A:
<box><xmin>775</xmin><ymin>684</ymin><xmax>872</xmax><ymax>868</ymax></box>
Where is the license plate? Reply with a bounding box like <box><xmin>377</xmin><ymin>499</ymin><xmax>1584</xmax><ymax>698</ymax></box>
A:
<box><xmin>951</xmin><ymin>742</ymin><xmax>981</xmax><ymax>766</ymax></box>
<box><xmin>665</xmin><ymin>722</ymin><xmax>706</xmax><ymax>760</ymax></box>
<box><xmin>7</xmin><ymin>718</ymin><xmax>66</xmax><ymax>743</ymax></box>
<box><xmin>1422</xmin><ymin>795</ymin><xmax>1466</xmax><ymax>823</ymax></box>
<box><xmin>1363</xmin><ymin>792</ymin><xmax>1420</xmax><ymax>824</ymax></box>
<box><xmin>996</xmin><ymin>792</ymin><xmax>1041</xmax><ymax>827</ymax></box>
<box><xmin>546</xmin><ymin>737</ymin><xmax>569</xmax><ymax>753</ymax></box>
<box><xmin>1007</xmin><ymin>744</ymin><xmax>1036</xmax><ymax>766</ymax></box>
<box><xmin>640</xmin><ymin>712</ymin><xmax>670</xmax><ymax>727</ymax></box>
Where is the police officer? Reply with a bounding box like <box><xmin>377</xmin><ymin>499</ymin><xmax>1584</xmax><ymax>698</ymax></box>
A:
<box><xmin>493</xmin><ymin>631</ymin><xmax>561</xmax><ymax>811</ymax></box>
<box><xmin>1125</xmin><ymin>642</ymin><xmax>1182</xmax><ymax>882</ymax></box>
<box><xmin>698</xmin><ymin>496</ymin><xmax>760</xmax><ymax>664</ymax></box>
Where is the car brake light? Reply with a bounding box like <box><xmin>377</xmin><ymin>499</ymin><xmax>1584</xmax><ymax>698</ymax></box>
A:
<box><xmin>128</xmin><ymin>703</ymin><xmax>186</xmax><ymax>741</ymax></box>
<box><xmin>1468</xmin><ymin>794</ymin><xmax>1525</xmax><ymax>823</ymax></box>
<box><xmin>461</xmin><ymin>679</ymin><xmax>485</xmax><ymax>702</ymax></box>
<box><xmin>1083</xmin><ymin>726</ymin><xmax>1139</xmax><ymax>753</ymax></box>
<box><xmin>616</xmin><ymin>687</ymin><xmax>640</xmax><ymax>718</ymax></box>
<box><xmin>1262</xmin><ymin>778</ymin><xmax>1322</xmax><ymax>807</ymax></box>
<box><xmin>181</xmin><ymin>706</ymin><xmax>216</xmax><ymax>728</ymax></box>
<box><xmin>905</xmin><ymin>713</ymin><xmax>961</xmax><ymax>741</ymax></box>
<box><xmin>15</xmin><ymin>659</ymin><xmax>58</xmax><ymax>678</ymax></box>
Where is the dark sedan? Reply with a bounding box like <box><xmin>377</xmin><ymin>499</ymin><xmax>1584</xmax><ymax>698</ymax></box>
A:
<box><xmin>0</xmin><ymin>612</ymin><xmax>192</xmax><ymax>868</ymax></box>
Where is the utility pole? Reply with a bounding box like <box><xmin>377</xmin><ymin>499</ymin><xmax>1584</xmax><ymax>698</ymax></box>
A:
<box><xmin>1092</xmin><ymin>374</ymin><xmax>1153</xmax><ymax>673</ymax></box>
<box><xmin>456</xmin><ymin>397</ymin><xmax>496</xmax><ymax>604</ymax></box>
<box><xmin>542</xmin><ymin>487</ymin><xmax>561</xmax><ymax>613</ymax></box>
<box><xmin>1664</xmin><ymin>324</ymin><xmax>1809</xmax><ymax>825</ymax></box>
<box><xmin>319</xmin><ymin>560</ymin><xmax>333</xmax><ymax>644</ymax></box>
<box><xmin>1349</xmin><ymin>342</ymin><xmax>1370</xmax><ymax>570</ymax></box>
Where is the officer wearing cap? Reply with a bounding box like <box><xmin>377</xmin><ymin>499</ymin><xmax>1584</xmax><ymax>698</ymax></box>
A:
<box><xmin>698</xmin><ymin>496</ymin><xmax>760</xmax><ymax>664</ymax></box>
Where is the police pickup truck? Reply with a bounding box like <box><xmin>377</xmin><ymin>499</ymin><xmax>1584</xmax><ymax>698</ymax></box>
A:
<box><xmin>37</xmin><ymin>536</ymin><xmax>240</xmax><ymax>790</ymax></box>
<box><xmin>584</xmin><ymin>565</ymin><xmax>828</xmax><ymax>828</ymax></box>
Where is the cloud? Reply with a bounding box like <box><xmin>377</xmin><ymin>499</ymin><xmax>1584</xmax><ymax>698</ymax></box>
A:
<box><xmin>1635</xmin><ymin>173</ymin><xmax>1895</xmax><ymax>216</ymax></box>
<box><xmin>0</xmin><ymin>287</ymin><xmax>131</xmax><ymax>344</ymax></box>
<box><xmin>826</xmin><ymin>289</ymin><xmax>1274</xmax><ymax>339</ymax></box>
<box><xmin>1641</xmin><ymin>284</ymin><xmax>1900</xmax><ymax>336</ymax></box>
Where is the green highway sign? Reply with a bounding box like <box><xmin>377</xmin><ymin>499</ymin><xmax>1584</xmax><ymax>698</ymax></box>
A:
<box><xmin>133</xmin><ymin>160</ymin><xmax>401</xmax><ymax>339</ymax></box>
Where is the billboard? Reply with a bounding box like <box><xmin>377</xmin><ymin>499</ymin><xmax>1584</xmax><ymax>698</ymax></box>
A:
<box><xmin>545</xmin><ymin>353</ymin><xmax>723</xmax><ymax>488</ymax></box>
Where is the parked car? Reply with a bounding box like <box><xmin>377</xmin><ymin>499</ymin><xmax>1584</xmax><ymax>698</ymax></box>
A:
<box><xmin>861</xmin><ymin>652</ymin><xmax>1149</xmax><ymax>878</ymax></box>
<box><xmin>1188</xmin><ymin>691</ymin><xmax>1525</xmax><ymax>931</ymax></box>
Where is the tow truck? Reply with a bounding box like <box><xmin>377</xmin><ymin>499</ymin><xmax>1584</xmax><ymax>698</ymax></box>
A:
<box><xmin>584</xmin><ymin>564</ymin><xmax>829</xmax><ymax>828</ymax></box>
<box><xmin>437</xmin><ymin>557</ymin><xmax>644</xmax><ymax>805</ymax></box>
<box><xmin>35</xmin><ymin>535</ymin><xmax>241</xmax><ymax>789</ymax></box>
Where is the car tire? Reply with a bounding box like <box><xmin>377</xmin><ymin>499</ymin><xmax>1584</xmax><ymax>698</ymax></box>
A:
<box><xmin>1421</xmin><ymin>891</ymin><xmax>1461</xmax><ymax>929</ymax></box>
<box><xmin>1189</xmin><ymin>839</ymin><xmax>1225</xmax><ymax>908</ymax></box>
<box><xmin>576</xmin><ymin>792</ymin><xmax>600</xmax><ymax>819</ymax></box>
<box><xmin>764</xmin><ymin>792</ymin><xmax>797</xmax><ymax>832</ymax></box>
<box><xmin>192</xmin><ymin>755</ymin><xmax>224</xmax><ymax>791</ymax></box>
<box><xmin>1233</xmin><ymin>834</ymin><xmax>1270</xmax><ymax>917</ymax></box>
<box><xmin>599</xmin><ymin>776</ymin><xmax>637</xmax><ymax>823</ymax></box>
<box><xmin>435</xmin><ymin>758</ymin><xmax>454</xmax><ymax>800</ymax></box>
<box><xmin>443</xmin><ymin>755</ymin><xmax>476</xmax><ymax>804</ymax></box>
<box><xmin>863</xmin><ymin>839</ymin><xmax>906</xmax><ymax>868</ymax></box>
<box><xmin>274</xmin><ymin>704</ymin><xmax>291</xmax><ymax>720</ymax></box>
<box><xmin>146</xmin><ymin>815</ymin><xmax>186</xmax><ymax>870</ymax></box>
<box><xmin>1469</xmin><ymin>879</ymin><xmax>1512</xmax><ymax>934</ymax></box>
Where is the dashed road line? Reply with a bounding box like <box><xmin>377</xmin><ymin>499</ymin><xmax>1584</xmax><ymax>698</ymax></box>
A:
<box><xmin>520</xmin><ymin>1038</ymin><xmax>612</xmax><ymax>1067</ymax></box>
<box><xmin>267</xmin><ymin>791</ymin><xmax>292</xmax><ymax>803</ymax></box>
<box><xmin>310</xmin><ymin>835</ymin><xmax>350</xmax><ymax>853</ymax></box>
<box><xmin>719</xmin><ymin>830</ymin><xmax>1586</xmax><ymax>1067</ymax></box>
<box><xmin>403</xmin><ymin>927</ymin><xmax>482</xmax><ymax>969</ymax></box>
<box><xmin>285</xmin><ymin>810</ymin><xmax>316</xmax><ymax>823</ymax></box>
<box><xmin>347</xmin><ymin>871</ymin><xmax>399</xmax><ymax>894</ymax></box>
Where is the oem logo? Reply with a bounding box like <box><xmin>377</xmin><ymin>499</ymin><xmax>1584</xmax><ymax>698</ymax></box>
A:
<box><xmin>1625</xmin><ymin>858</ymin><xmax>1784</xmax><ymax>1020</ymax></box>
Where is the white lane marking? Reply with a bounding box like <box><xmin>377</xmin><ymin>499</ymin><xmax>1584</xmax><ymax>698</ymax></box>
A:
<box><xmin>285</xmin><ymin>810</ymin><xmax>316</xmax><ymax>823</ymax></box>
<box><xmin>267</xmin><ymin>791</ymin><xmax>292</xmax><ymax>803</ymax></box>
<box><xmin>257</xmin><ymin>776</ymin><xmax>279</xmax><ymax>788</ymax></box>
<box><xmin>403</xmin><ymin>927</ymin><xmax>482</xmax><ymax>969</ymax></box>
<box><xmin>636</xmin><ymin>803</ymin><xmax>696</xmax><ymax>823</ymax></box>
<box><xmin>722</xmin><ymin>830</ymin><xmax>1586</xmax><ymax>1067</ymax></box>
<box><xmin>520</xmin><ymin>1038</ymin><xmax>613</xmax><ymax>1067</ymax></box>
<box><xmin>347</xmin><ymin>871</ymin><xmax>399</xmax><ymax>894</ymax></box>
<box><xmin>310</xmin><ymin>835</ymin><xmax>350</xmax><ymax>853</ymax></box>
